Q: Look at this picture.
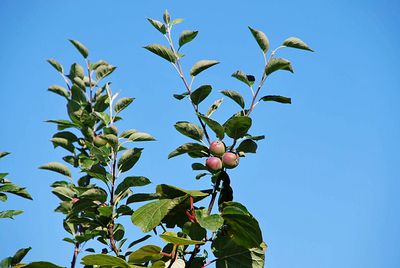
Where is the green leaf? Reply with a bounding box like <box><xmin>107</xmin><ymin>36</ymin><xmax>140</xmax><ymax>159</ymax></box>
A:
<box><xmin>51</xmin><ymin>137</ymin><xmax>75</xmax><ymax>153</ymax></box>
<box><xmin>171</xmin><ymin>18</ymin><xmax>184</xmax><ymax>25</ymax></box>
<box><xmin>12</xmin><ymin>247</ymin><xmax>32</xmax><ymax>265</ymax></box>
<box><xmin>96</xmin><ymin>64</ymin><xmax>116</xmax><ymax>80</ymax></box>
<box><xmin>147</xmin><ymin>18</ymin><xmax>166</xmax><ymax>34</ymax></box>
<box><xmin>195</xmin><ymin>173</ymin><xmax>208</xmax><ymax>180</ymax></box>
<box><xmin>206</xmin><ymin>98</ymin><xmax>223</xmax><ymax>117</ymax></box>
<box><xmin>0</xmin><ymin>193</ymin><xmax>7</xmax><ymax>202</ymax></box>
<box><xmin>190</xmin><ymin>60</ymin><xmax>219</xmax><ymax>76</ymax></box>
<box><xmin>182</xmin><ymin>222</ymin><xmax>207</xmax><ymax>241</ymax></box>
<box><xmin>220</xmin><ymin>90</ymin><xmax>245</xmax><ymax>109</ymax></box>
<box><xmin>198</xmin><ymin>114</ymin><xmax>224</xmax><ymax>139</ymax></box>
<box><xmin>127</xmin><ymin>132</ymin><xmax>156</xmax><ymax>142</ymax></box>
<box><xmin>221</xmin><ymin>202</ymin><xmax>263</xmax><ymax>248</ymax></box>
<box><xmin>191</xmin><ymin>85</ymin><xmax>212</xmax><ymax>105</ymax></box>
<box><xmin>231</xmin><ymin>70</ymin><xmax>255</xmax><ymax>87</ymax></box>
<box><xmin>245</xmin><ymin>135</ymin><xmax>265</xmax><ymax>141</ymax></box>
<box><xmin>282</xmin><ymin>37</ymin><xmax>314</xmax><ymax>52</ymax></box>
<box><xmin>160</xmin><ymin>231</ymin><xmax>205</xmax><ymax>245</ymax></box>
<box><xmin>0</xmin><ymin>183</ymin><xmax>32</xmax><ymax>200</ymax></box>
<box><xmin>131</xmin><ymin>197</ymin><xmax>187</xmax><ymax>232</ymax></box>
<box><xmin>223</xmin><ymin>116</ymin><xmax>252</xmax><ymax>139</ymax></box>
<box><xmin>127</xmin><ymin>234</ymin><xmax>152</xmax><ymax>249</ymax></box>
<box><xmin>69</xmin><ymin>63</ymin><xmax>84</xmax><ymax>79</ymax></box>
<box><xmin>212</xmin><ymin>235</ymin><xmax>266</xmax><ymax>268</ymax></box>
<box><xmin>265</xmin><ymin>58</ymin><xmax>293</xmax><ymax>76</ymax></box>
<box><xmin>163</xmin><ymin>9</ymin><xmax>170</xmax><ymax>24</ymax></box>
<box><xmin>115</xmin><ymin>176</ymin><xmax>151</xmax><ymax>195</ymax></box>
<box><xmin>144</xmin><ymin>44</ymin><xmax>177</xmax><ymax>63</ymax></box>
<box><xmin>128</xmin><ymin>245</ymin><xmax>162</xmax><ymax>264</ymax></box>
<box><xmin>174</xmin><ymin>121</ymin><xmax>204</xmax><ymax>141</ymax></box>
<box><xmin>47</xmin><ymin>59</ymin><xmax>63</xmax><ymax>73</ymax></box>
<box><xmin>0</xmin><ymin>210</ymin><xmax>23</xmax><ymax>219</ymax></box>
<box><xmin>69</xmin><ymin>39</ymin><xmax>89</xmax><ymax>58</ymax></box>
<box><xmin>179</xmin><ymin>30</ymin><xmax>199</xmax><ymax>48</ymax></box>
<box><xmin>195</xmin><ymin>209</ymin><xmax>224</xmax><ymax>232</ymax></box>
<box><xmin>126</xmin><ymin>193</ymin><xmax>161</xmax><ymax>204</ymax></box>
<box><xmin>236</xmin><ymin>139</ymin><xmax>258</xmax><ymax>153</ymax></box>
<box><xmin>114</xmin><ymin>97</ymin><xmax>135</xmax><ymax>113</ymax></box>
<box><xmin>168</xmin><ymin>143</ymin><xmax>209</xmax><ymax>159</ymax></box>
<box><xmin>192</xmin><ymin>163</ymin><xmax>207</xmax><ymax>170</ymax></box>
<box><xmin>118</xmin><ymin>148</ymin><xmax>142</xmax><ymax>173</ymax></box>
<box><xmin>39</xmin><ymin>162</ymin><xmax>71</xmax><ymax>177</ymax></box>
<box><xmin>22</xmin><ymin>261</ymin><xmax>64</xmax><ymax>268</ymax></box>
<box><xmin>48</xmin><ymin>85</ymin><xmax>69</xmax><ymax>99</ymax></box>
<box><xmin>173</xmin><ymin>92</ymin><xmax>189</xmax><ymax>100</ymax></box>
<box><xmin>81</xmin><ymin>254</ymin><xmax>129</xmax><ymax>268</ymax></box>
<box><xmin>260</xmin><ymin>95</ymin><xmax>291</xmax><ymax>104</ymax></box>
<box><xmin>156</xmin><ymin>184</ymin><xmax>209</xmax><ymax>199</ymax></box>
<box><xmin>46</xmin><ymin>119</ymin><xmax>79</xmax><ymax>130</ymax></box>
<box><xmin>53</xmin><ymin>131</ymin><xmax>78</xmax><ymax>142</ymax></box>
<box><xmin>248</xmin><ymin>26</ymin><xmax>270</xmax><ymax>53</ymax></box>
<box><xmin>0</xmin><ymin>152</ymin><xmax>10</xmax><ymax>159</ymax></box>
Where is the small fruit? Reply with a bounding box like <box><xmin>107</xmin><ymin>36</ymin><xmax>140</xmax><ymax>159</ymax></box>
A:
<box><xmin>209</xmin><ymin>140</ymin><xmax>226</xmax><ymax>156</ymax></box>
<box><xmin>71</xmin><ymin>197</ymin><xmax>80</xmax><ymax>204</ymax></box>
<box><xmin>93</xmin><ymin>135</ymin><xmax>107</xmax><ymax>147</ymax></box>
<box><xmin>206</xmin><ymin>156</ymin><xmax>223</xmax><ymax>171</ymax></box>
<box><xmin>222</xmin><ymin>152</ymin><xmax>239</xmax><ymax>169</ymax></box>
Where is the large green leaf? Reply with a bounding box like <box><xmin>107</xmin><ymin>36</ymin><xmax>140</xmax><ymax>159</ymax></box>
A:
<box><xmin>220</xmin><ymin>90</ymin><xmax>245</xmax><ymax>109</ymax></box>
<box><xmin>81</xmin><ymin>254</ymin><xmax>129</xmax><ymax>268</ymax></box>
<box><xmin>190</xmin><ymin>60</ymin><xmax>219</xmax><ymax>76</ymax></box>
<box><xmin>195</xmin><ymin>209</ymin><xmax>224</xmax><ymax>232</ymax></box>
<box><xmin>160</xmin><ymin>231</ymin><xmax>204</xmax><ymax>245</ymax></box>
<box><xmin>174</xmin><ymin>121</ymin><xmax>204</xmax><ymax>141</ymax></box>
<box><xmin>282</xmin><ymin>37</ymin><xmax>313</xmax><ymax>52</ymax></box>
<box><xmin>0</xmin><ymin>183</ymin><xmax>32</xmax><ymax>200</ymax></box>
<box><xmin>127</xmin><ymin>132</ymin><xmax>156</xmax><ymax>142</ymax></box>
<box><xmin>69</xmin><ymin>39</ymin><xmax>89</xmax><ymax>58</ymax></box>
<box><xmin>191</xmin><ymin>85</ymin><xmax>212</xmax><ymax>105</ymax></box>
<box><xmin>231</xmin><ymin>70</ymin><xmax>255</xmax><ymax>87</ymax></box>
<box><xmin>144</xmin><ymin>44</ymin><xmax>177</xmax><ymax>63</ymax></box>
<box><xmin>69</xmin><ymin>63</ymin><xmax>84</xmax><ymax>80</ymax></box>
<box><xmin>265</xmin><ymin>58</ymin><xmax>293</xmax><ymax>76</ymax></box>
<box><xmin>126</xmin><ymin>193</ymin><xmax>161</xmax><ymax>204</ymax></box>
<box><xmin>259</xmin><ymin>95</ymin><xmax>291</xmax><ymax>104</ymax></box>
<box><xmin>248</xmin><ymin>27</ymin><xmax>269</xmax><ymax>53</ymax></box>
<box><xmin>47</xmin><ymin>59</ymin><xmax>64</xmax><ymax>73</ymax></box>
<box><xmin>0</xmin><ymin>210</ymin><xmax>23</xmax><ymax>219</ymax></box>
<box><xmin>179</xmin><ymin>30</ymin><xmax>198</xmax><ymax>48</ymax></box>
<box><xmin>12</xmin><ymin>247</ymin><xmax>31</xmax><ymax>265</ymax></box>
<box><xmin>147</xmin><ymin>18</ymin><xmax>166</xmax><ymax>34</ymax></box>
<box><xmin>212</xmin><ymin>235</ymin><xmax>267</xmax><ymax>268</ymax></box>
<box><xmin>131</xmin><ymin>196</ymin><xmax>187</xmax><ymax>232</ymax></box>
<box><xmin>156</xmin><ymin>184</ymin><xmax>209</xmax><ymax>199</ymax></box>
<box><xmin>221</xmin><ymin>202</ymin><xmax>263</xmax><ymax>248</ymax></box>
<box><xmin>223</xmin><ymin>116</ymin><xmax>252</xmax><ymax>139</ymax></box>
<box><xmin>96</xmin><ymin>64</ymin><xmax>116</xmax><ymax>80</ymax></box>
<box><xmin>128</xmin><ymin>245</ymin><xmax>162</xmax><ymax>263</ymax></box>
<box><xmin>114</xmin><ymin>97</ymin><xmax>135</xmax><ymax>113</ymax></box>
<box><xmin>115</xmin><ymin>176</ymin><xmax>151</xmax><ymax>195</ymax></box>
<box><xmin>39</xmin><ymin>162</ymin><xmax>71</xmax><ymax>177</ymax></box>
<box><xmin>118</xmin><ymin>148</ymin><xmax>143</xmax><ymax>173</ymax></box>
<box><xmin>48</xmin><ymin>85</ymin><xmax>69</xmax><ymax>99</ymax></box>
<box><xmin>168</xmin><ymin>143</ymin><xmax>209</xmax><ymax>159</ymax></box>
<box><xmin>198</xmin><ymin>114</ymin><xmax>224</xmax><ymax>139</ymax></box>
<box><xmin>236</xmin><ymin>139</ymin><xmax>258</xmax><ymax>153</ymax></box>
<box><xmin>23</xmin><ymin>261</ymin><xmax>64</xmax><ymax>268</ymax></box>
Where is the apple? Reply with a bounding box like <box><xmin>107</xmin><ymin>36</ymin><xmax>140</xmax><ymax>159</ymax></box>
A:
<box><xmin>71</xmin><ymin>197</ymin><xmax>80</xmax><ymax>204</ymax></box>
<box><xmin>222</xmin><ymin>152</ymin><xmax>239</xmax><ymax>169</ymax></box>
<box><xmin>209</xmin><ymin>140</ymin><xmax>226</xmax><ymax>156</ymax></box>
<box><xmin>93</xmin><ymin>135</ymin><xmax>107</xmax><ymax>147</ymax></box>
<box><xmin>206</xmin><ymin>156</ymin><xmax>222</xmax><ymax>171</ymax></box>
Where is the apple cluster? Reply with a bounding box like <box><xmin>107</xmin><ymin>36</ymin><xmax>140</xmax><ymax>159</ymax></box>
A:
<box><xmin>205</xmin><ymin>140</ymin><xmax>239</xmax><ymax>172</ymax></box>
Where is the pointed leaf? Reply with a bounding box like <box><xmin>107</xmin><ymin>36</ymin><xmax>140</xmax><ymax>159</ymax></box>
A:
<box><xmin>220</xmin><ymin>90</ymin><xmax>245</xmax><ymax>109</ymax></box>
<box><xmin>236</xmin><ymin>139</ymin><xmax>258</xmax><ymax>153</ymax></box>
<box><xmin>179</xmin><ymin>30</ymin><xmax>198</xmax><ymax>48</ymax></box>
<box><xmin>114</xmin><ymin>97</ymin><xmax>135</xmax><ymax>113</ymax></box>
<box><xmin>118</xmin><ymin>148</ymin><xmax>142</xmax><ymax>173</ymax></box>
<box><xmin>69</xmin><ymin>39</ymin><xmax>89</xmax><ymax>58</ymax></box>
<box><xmin>128</xmin><ymin>245</ymin><xmax>162</xmax><ymax>263</ymax></box>
<box><xmin>47</xmin><ymin>59</ymin><xmax>63</xmax><ymax>73</ymax></box>
<box><xmin>282</xmin><ymin>37</ymin><xmax>314</xmax><ymax>52</ymax></box>
<box><xmin>12</xmin><ymin>247</ymin><xmax>32</xmax><ymax>265</ymax></box>
<box><xmin>231</xmin><ymin>70</ymin><xmax>255</xmax><ymax>87</ymax></box>
<box><xmin>0</xmin><ymin>210</ymin><xmax>23</xmax><ymax>219</ymax></box>
<box><xmin>127</xmin><ymin>132</ymin><xmax>156</xmax><ymax>142</ymax></box>
<box><xmin>144</xmin><ymin>44</ymin><xmax>177</xmax><ymax>63</ymax></box>
<box><xmin>198</xmin><ymin>114</ymin><xmax>224</xmax><ymax>139</ymax></box>
<box><xmin>168</xmin><ymin>143</ymin><xmax>209</xmax><ymax>159</ymax></box>
<box><xmin>173</xmin><ymin>92</ymin><xmax>189</xmax><ymax>100</ymax></box>
<box><xmin>115</xmin><ymin>176</ymin><xmax>151</xmax><ymax>195</ymax></box>
<box><xmin>265</xmin><ymin>58</ymin><xmax>293</xmax><ymax>76</ymax></box>
<box><xmin>147</xmin><ymin>18</ymin><xmax>166</xmax><ymax>34</ymax></box>
<box><xmin>39</xmin><ymin>162</ymin><xmax>71</xmax><ymax>177</ymax></box>
<box><xmin>260</xmin><ymin>95</ymin><xmax>291</xmax><ymax>104</ymax></box>
<box><xmin>48</xmin><ymin>85</ymin><xmax>69</xmax><ymax>98</ymax></box>
<box><xmin>174</xmin><ymin>121</ymin><xmax>204</xmax><ymax>141</ymax></box>
<box><xmin>248</xmin><ymin>26</ymin><xmax>270</xmax><ymax>53</ymax></box>
<box><xmin>160</xmin><ymin>231</ymin><xmax>204</xmax><ymax>245</ymax></box>
<box><xmin>0</xmin><ymin>152</ymin><xmax>10</xmax><ymax>159</ymax></box>
<box><xmin>96</xmin><ymin>64</ymin><xmax>116</xmax><ymax>80</ymax></box>
<box><xmin>190</xmin><ymin>60</ymin><xmax>219</xmax><ymax>76</ymax></box>
<box><xmin>191</xmin><ymin>85</ymin><xmax>212</xmax><ymax>105</ymax></box>
<box><xmin>81</xmin><ymin>254</ymin><xmax>129</xmax><ymax>268</ymax></box>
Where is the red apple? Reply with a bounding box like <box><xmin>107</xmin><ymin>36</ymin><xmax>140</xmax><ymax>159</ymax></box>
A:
<box><xmin>71</xmin><ymin>197</ymin><xmax>80</xmax><ymax>204</ymax></box>
<box><xmin>209</xmin><ymin>140</ymin><xmax>226</xmax><ymax>156</ymax></box>
<box><xmin>222</xmin><ymin>152</ymin><xmax>239</xmax><ymax>169</ymax></box>
<box><xmin>206</xmin><ymin>156</ymin><xmax>223</xmax><ymax>171</ymax></box>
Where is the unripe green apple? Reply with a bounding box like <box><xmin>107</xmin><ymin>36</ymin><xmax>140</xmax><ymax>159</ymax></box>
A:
<box><xmin>222</xmin><ymin>152</ymin><xmax>239</xmax><ymax>169</ymax></box>
<box><xmin>93</xmin><ymin>135</ymin><xmax>107</xmax><ymax>147</ymax></box>
<box><xmin>206</xmin><ymin>156</ymin><xmax>223</xmax><ymax>171</ymax></box>
<box><xmin>209</xmin><ymin>140</ymin><xmax>226</xmax><ymax>156</ymax></box>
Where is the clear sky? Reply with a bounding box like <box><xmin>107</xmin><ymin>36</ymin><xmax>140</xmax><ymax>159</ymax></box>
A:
<box><xmin>1</xmin><ymin>0</ymin><xmax>399</xmax><ymax>267</ymax></box>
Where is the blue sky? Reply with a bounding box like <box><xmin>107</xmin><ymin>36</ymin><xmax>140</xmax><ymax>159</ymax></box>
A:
<box><xmin>0</xmin><ymin>0</ymin><xmax>399</xmax><ymax>267</ymax></box>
